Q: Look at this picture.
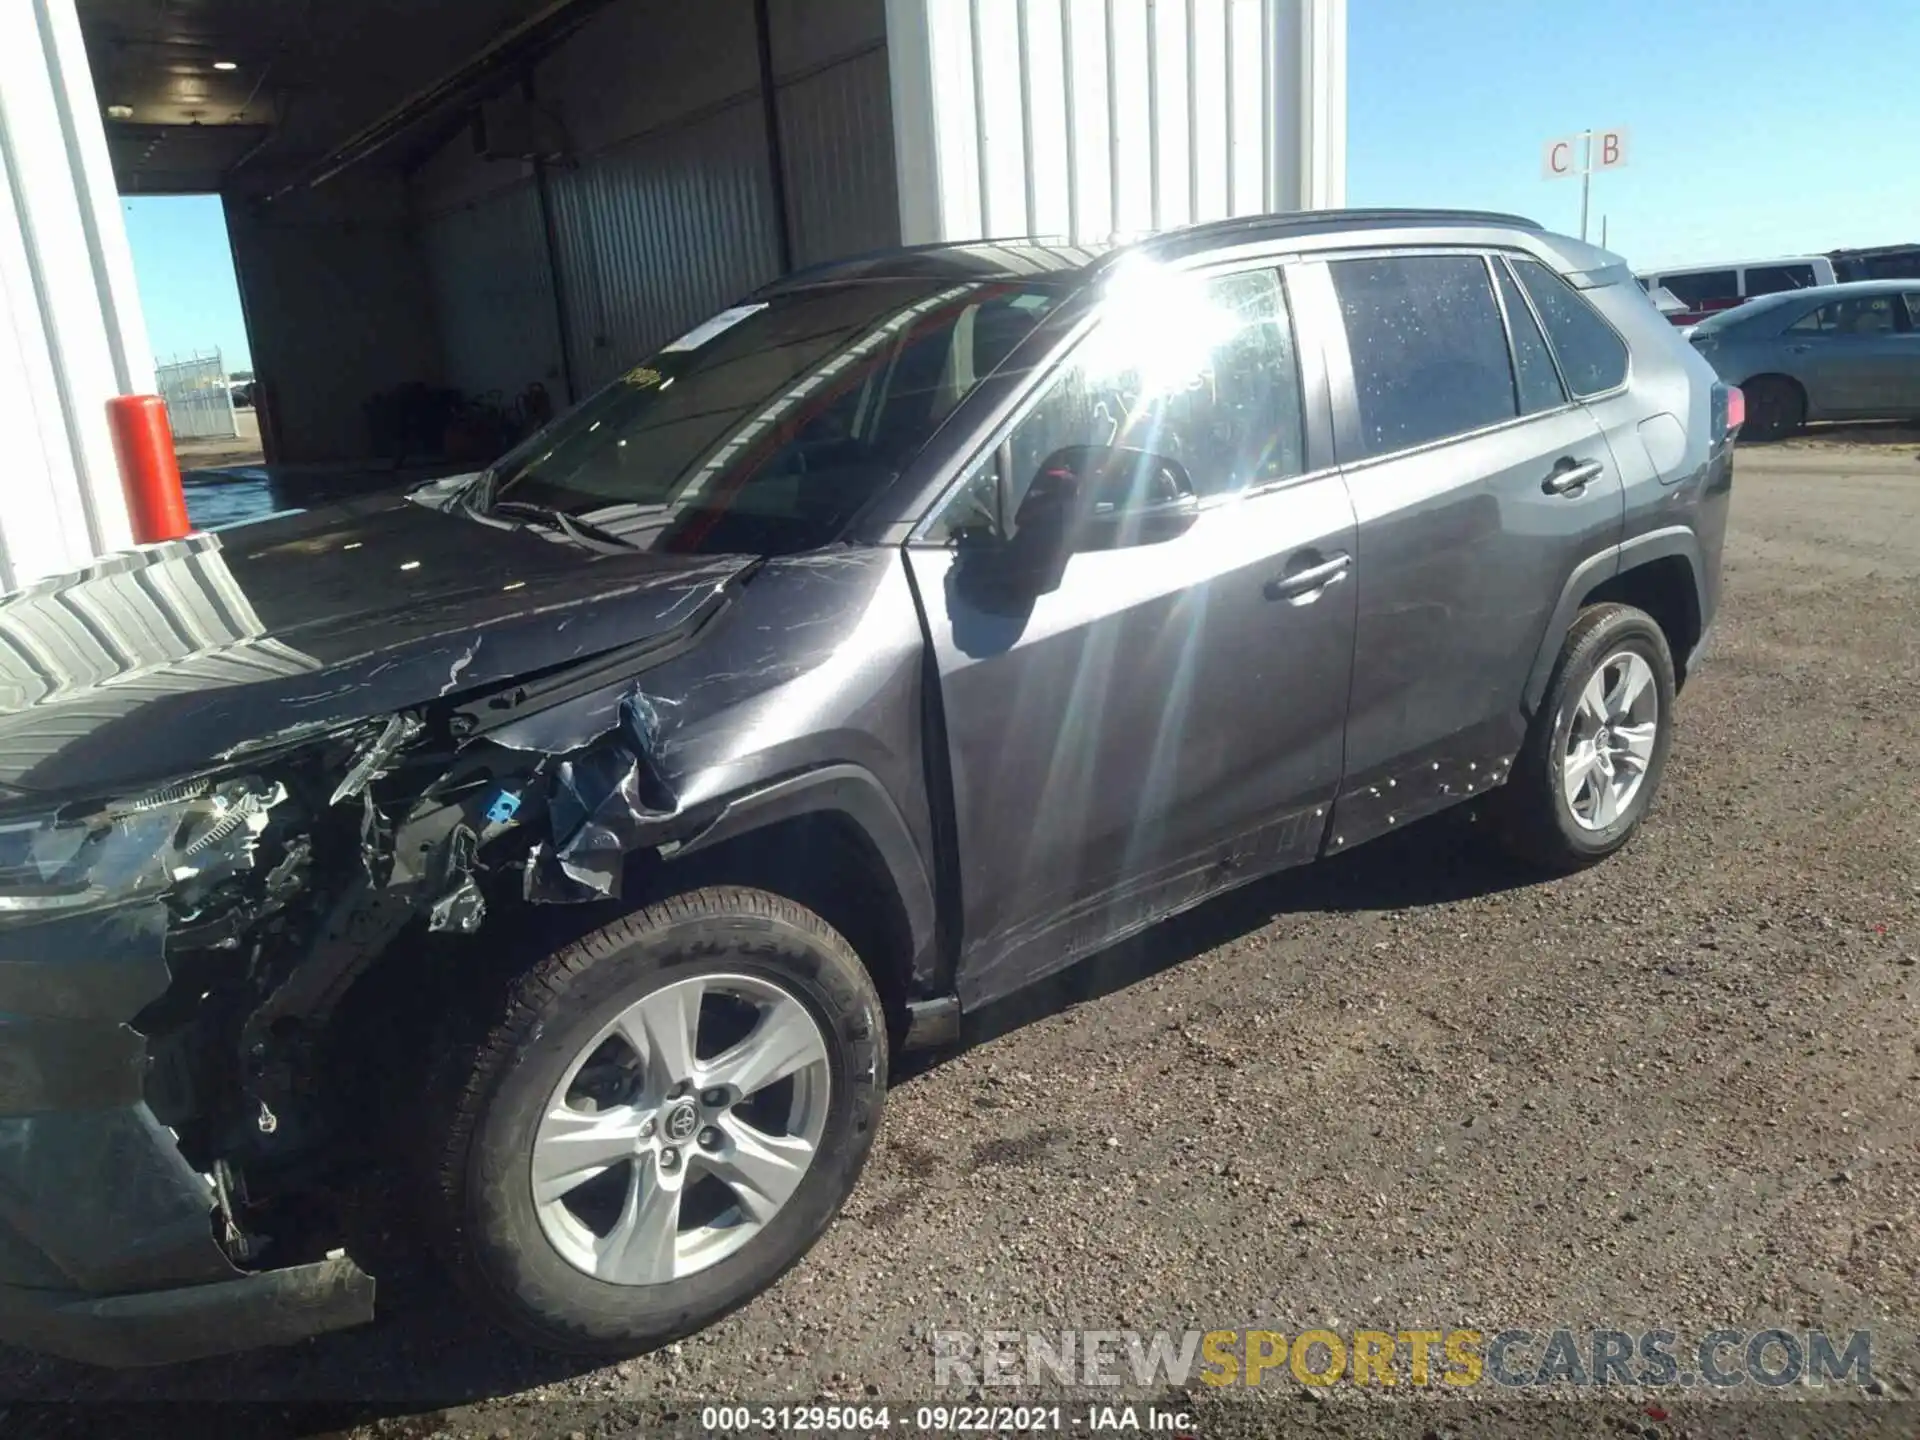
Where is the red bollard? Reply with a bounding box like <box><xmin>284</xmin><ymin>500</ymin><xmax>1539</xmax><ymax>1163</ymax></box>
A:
<box><xmin>106</xmin><ymin>395</ymin><xmax>192</xmax><ymax>544</ymax></box>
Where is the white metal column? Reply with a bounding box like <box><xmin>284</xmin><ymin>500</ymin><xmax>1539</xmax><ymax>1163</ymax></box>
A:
<box><xmin>0</xmin><ymin>0</ymin><xmax>152</xmax><ymax>591</ymax></box>
<box><xmin>887</xmin><ymin>0</ymin><xmax>1346</xmax><ymax>246</ymax></box>
<box><xmin>1269</xmin><ymin>0</ymin><xmax>1345</xmax><ymax>212</ymax></box>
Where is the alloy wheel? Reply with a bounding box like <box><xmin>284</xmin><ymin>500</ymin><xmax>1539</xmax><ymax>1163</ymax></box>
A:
<box><xmin>529</xmin><ymin>973</ymin><xmax>831</xmax><ymax>1285</ymax></box>
<box><xmin>1561</xmin><ymin>649</ymin><xmax>1660</xmax><ymax>831</ymax></box>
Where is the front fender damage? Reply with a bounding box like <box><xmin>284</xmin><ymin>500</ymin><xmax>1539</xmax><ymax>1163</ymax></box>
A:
<box><xmin>523</xmin><ymin>689</ymin><xmax>677</xmax><ymax>904</ymax></box>
<box><xmin>113</xmin><ymin>663</ymin><xmax>702</xmax><ymax>1306</ymax></box>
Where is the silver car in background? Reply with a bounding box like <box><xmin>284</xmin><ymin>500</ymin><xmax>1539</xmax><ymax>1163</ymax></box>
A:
<box><xmin>1685</xmin><ymin>279</ymin><xmax>1920</xmax><ymax>439</ymax></box>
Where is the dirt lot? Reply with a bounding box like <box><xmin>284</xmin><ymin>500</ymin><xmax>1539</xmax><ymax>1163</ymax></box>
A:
<box><xmin>4</xmin><ymin>441</ymin><xmax>1917</xmax><ymax>1438</ymax></box>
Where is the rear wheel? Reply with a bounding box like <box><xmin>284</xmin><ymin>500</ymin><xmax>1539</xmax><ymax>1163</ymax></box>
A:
<box><xmin>1741</xmin><ymin>375</ymin><xmax>1804</xmax><ymax>441</ymax></box>
<box><xmin>422</xmin><ymin>887</ymin><xmax>887</xmax><ymax>1356</ymax></box>
<box><xmin>1493</xmin><ymin>603</ymin><xmax>1676</xmax><ymax>872</ymax></box>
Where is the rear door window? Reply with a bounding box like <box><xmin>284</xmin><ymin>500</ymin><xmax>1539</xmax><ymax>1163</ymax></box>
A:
<box><xmin>1659</xmin><ymin>270</ymin><xmax>1739</xmax><ymax>307</ymax></box>
<box><xmin>1744</xmin><ymin>264</ymin><xmax>1818</xmax><ymax>297</ymax></box>
<box><xmin>1510</xmin><ymin>258</ymin><xmax>1631</xmax><ymax>397</ymax></box>
<box><xmin>1329</xmin><ymin>254</ymin><xmax>1517</xmax><ymax>459</ymax></box>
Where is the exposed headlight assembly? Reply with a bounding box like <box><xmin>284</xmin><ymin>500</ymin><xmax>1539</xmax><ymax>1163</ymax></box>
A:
<box><xmin>0</xmin><ymin>776</ymin><xmax>288</xmax><ymax>917</ymax></box>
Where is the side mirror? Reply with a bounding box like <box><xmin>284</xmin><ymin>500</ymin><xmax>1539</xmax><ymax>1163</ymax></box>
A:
<box><xmin>1013</xmin><ymin>445</ymin><xmax>1200</xmax><ymax>555</ymax></box>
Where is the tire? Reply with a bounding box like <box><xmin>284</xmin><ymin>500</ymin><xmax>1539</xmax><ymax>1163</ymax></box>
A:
<box><xmin>422</xmin><ymin>886</ymin><xmax>887</xmax><ymax>1356</ymax></box>
<box><xmin>1493</xmin><ymin>603</ymin><xmax>1676</xmax><ymax>872</ymax></box>
<box><xmin>1741</xmin><ymin>375</ymin><xmax>1805</xmax><ymax>442</ymax></box>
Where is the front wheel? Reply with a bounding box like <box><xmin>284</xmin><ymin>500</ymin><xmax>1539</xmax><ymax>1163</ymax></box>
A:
<box><xmin>422</xmin><ymin>887</ymin><xmax>887</xmax><ymax>1356</ymax></box>
<box><xmin>1493</xmin><ymin>603</ymin><xmax>1676</xmax><ymax>872</ymax></box>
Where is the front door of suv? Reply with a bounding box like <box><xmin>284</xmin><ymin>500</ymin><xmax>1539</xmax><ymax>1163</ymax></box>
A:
<box><xmin>1295</xmin><ymin>250</ymin><xmax>1627</xmax><ymax>854</ymax></box>
<box><xmin>906</xmin><ymin>265</ymin><xmax>1356</xmax><ymax>1008</ymax></box>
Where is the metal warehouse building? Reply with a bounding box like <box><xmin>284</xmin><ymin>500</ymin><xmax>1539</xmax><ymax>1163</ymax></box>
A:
<box><xmin>0</xmin><ymin>0</ymin><xmax>1346</xmax><ymax>589</ymax></box>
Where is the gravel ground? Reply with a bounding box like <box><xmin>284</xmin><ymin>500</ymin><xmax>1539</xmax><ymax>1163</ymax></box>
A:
<box><xmin>4</xmin><ymin>442</ymin><xmax>1917</xmax><ymax>1439</ymax></box>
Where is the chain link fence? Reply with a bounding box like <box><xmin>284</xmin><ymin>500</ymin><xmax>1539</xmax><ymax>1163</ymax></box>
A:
<box><xmin>155</xmin><ymin>350</ymin><xmax>239</xmax><ymax>440</ymax></box>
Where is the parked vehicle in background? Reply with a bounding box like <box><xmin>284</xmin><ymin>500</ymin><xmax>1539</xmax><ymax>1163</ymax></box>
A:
<box><xmin>1636</xmin><ymin>256</ymin><xmax>1836</xmax><ymax>326</ymax></box>
<box><xmin>1645</xmin><ymin>282</ymin><xmax>1690</xmax><ymax>319</ymax></box>
<box><xmin>1685</xmin><ymin>279</ymin><xmax>1920</xmax><ymax>439</ymax></box>
<box><xmin>1830</xmin><ymin>242</ymin><xmax>1920</xmax><ymax>283</ymax></box>
<box><xmin>0</xmin><ymin>210</ymin><xmax>1734</xmax><ymax>1368</ymax></box>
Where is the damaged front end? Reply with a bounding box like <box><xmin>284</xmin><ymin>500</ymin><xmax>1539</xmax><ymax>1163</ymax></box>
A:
<box><xmin>0</xmin><ymin>660</ymin><xmax>688</xmax><ymax>1366</ymax></box>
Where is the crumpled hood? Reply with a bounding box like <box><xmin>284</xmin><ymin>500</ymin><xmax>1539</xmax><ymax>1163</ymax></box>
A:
<box><xmin>0</xmin><ymin>494</ymin><xmax>753</xmax><ymax>798</ymax></box>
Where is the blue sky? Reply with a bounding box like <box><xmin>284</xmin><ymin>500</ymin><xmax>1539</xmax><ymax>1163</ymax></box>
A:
<box><xmin>1347</xmin><ymin>0</ymin><xmax>1920</xmax><ymax>267</ymax></box>
<box><xmin>123</xmin><ymin>195</ymin><xmax>253</xmax><ymax>370</ymax></box>
<box><xmin>124</xmin><ymin>0</ymin><xmax>1920</xmax><ymax>369</ymax></box>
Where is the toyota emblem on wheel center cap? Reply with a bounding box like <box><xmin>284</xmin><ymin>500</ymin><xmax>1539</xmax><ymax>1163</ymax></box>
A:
<box><xmin>663</xmin><ymin>1102</ymin><xmax>700</xmax><ymax>1143</ymax></box>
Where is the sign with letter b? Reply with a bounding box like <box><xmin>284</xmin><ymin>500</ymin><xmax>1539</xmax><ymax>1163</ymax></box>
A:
<box><xmin>1542</xmin><ymin>127</ymin><xmax>1630</xmax><ymax>178</ymax></box>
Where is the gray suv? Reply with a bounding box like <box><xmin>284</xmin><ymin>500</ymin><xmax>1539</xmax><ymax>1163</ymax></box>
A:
<box><xmin>0</xmin><ymin>210</ymin><xmax>1733</xmax><ymax>1366</ymax></box>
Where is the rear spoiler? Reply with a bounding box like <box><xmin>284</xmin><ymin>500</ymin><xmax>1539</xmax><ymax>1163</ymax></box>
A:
<box><xmin>1560</xmin><ymin>260</ymin><xmax>1635</xmax><ymax>291</ymax></box>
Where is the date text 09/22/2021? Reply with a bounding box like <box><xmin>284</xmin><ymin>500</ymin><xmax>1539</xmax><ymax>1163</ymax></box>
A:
<box><xmin>700</xmin><ymin>1405</ymin><xmax>1195</xmax><ymax>1433</ymax></box>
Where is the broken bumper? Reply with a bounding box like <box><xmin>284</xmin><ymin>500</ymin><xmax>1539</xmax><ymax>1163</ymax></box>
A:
<box><xmin>0</xmin><ymin>1254</ymin><xmax>375</xmax><ymax>1368</ymax></box>
<box><xmin>0</xmin><ymin>1092</ymin><xmax>378</xmax><ymax>1367</ymax></box>
<box><xmin>0</xmin><ymin>902</ymin><xmax>375</xmax><ymax>1366</ymax></box>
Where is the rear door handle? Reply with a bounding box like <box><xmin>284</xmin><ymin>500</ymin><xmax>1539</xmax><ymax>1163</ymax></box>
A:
<box><xmin>1265</xmin><ymin>553</ymin><xmax>1351</xmax><ymax>602</ymax></box>
<box><xmin>1542</xmin><ymin>458</ymin><xmax>1606</xmax><ymax>496</ymax></box>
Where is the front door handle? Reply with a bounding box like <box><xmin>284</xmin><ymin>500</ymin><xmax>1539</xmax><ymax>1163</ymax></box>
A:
<box><xmin>1542</xmin><ymin>458</ymin><xmax>1605</xmax><ymax>496</ymax></box>
<box><xmin>1265</xmin><ymin>552</ymin><xmax>1351</xmax><ymax>602</ymax></box>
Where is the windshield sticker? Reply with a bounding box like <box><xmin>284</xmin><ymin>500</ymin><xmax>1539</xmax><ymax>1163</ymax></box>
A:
<box><xmin>621</xmin><ymin>365</ymin><xmax>664</xmax><ymax>389</ymax></box>
<box><xmin>661</xmin><ymin>303</ymin><xmax>769</xmax><ymax>353</ymax></box>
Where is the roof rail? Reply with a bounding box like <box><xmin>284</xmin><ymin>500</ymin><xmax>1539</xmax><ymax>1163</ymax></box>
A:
<box><xmin>1158</xmin><ymin>207</ymin><xmax>1545</xmax><ymax>244</ymax></box>
<box><xmin>756</xmin><ymin>234</ymin><xmax>1091</xmax><ymax>292</ymax></box>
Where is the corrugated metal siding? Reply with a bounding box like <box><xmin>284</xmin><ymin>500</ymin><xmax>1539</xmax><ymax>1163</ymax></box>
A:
<box><xmin>405</xmin><ymin>3</ymin><xmax>901</xmax><ymax>403</ymax></box>
<box><xmin>0</xmin><ymin>534</ymin><xmax>319</xmax><ymax>779</ymax></box>
<box><xmin>419</xmin><ymin>182</ymin><xmax>565</xmax><ymax>404</ymax></box>
<box><xmin>777</xmin><ymin>45</ymin><xmax>901</xmax><ymax>269</ymax></box>
<box><xmin>227</xmin><ymin>178</ymin><xmax>443</xmax><ymax>465</ymax></box>
<box><xmin>549</xmin><ymin>99</ymin><xmax>783</xmax><ymax>393</ymax></box>
<box><xmin>891</xmin><ymin>0</ymin><xmax>1343</xmax><ymax>245</ymax></box>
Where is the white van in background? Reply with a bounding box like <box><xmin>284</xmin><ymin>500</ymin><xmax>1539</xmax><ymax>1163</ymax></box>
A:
<box><xmin>1635</xmin><ymin>256</ymin><xmax>1838</xmax><ymax>325</ymax></box>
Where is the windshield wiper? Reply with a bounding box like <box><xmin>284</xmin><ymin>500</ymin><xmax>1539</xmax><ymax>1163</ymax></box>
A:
<box><xmin>480</xmin><ymin>498</ymin><xmax>637</xmax><ymax>553</ymax></box>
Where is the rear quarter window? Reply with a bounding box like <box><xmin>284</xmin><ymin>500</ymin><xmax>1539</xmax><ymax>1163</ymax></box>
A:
<box><xmin>1494</xmin><ymin>266</ymin><xmax>1568</xmax><ymax>416</ymax></box>
<box><xmin>1510</xmin><ymin>258</ymin><xmax>1630</xmax><ymax>397</ymax></box>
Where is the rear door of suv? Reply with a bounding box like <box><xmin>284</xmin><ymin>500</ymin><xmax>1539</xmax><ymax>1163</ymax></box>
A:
<box><xmin>1290</xmin><ymin>248</ymin><xmax>1627</xmax><ymax>855</ymax></box>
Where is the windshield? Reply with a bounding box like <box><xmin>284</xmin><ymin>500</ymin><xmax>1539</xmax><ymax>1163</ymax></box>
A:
<box><xmin>482</xmin><ymin>280</ymin><xmax>1062</xmax><ymax>555</ymax></box>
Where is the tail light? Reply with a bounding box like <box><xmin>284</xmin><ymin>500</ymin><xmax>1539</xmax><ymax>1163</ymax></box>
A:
<box><xmin>1711</xmin><ymin>383</ymin><xmax>1745</xmax><ymax>445</ymax></box>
